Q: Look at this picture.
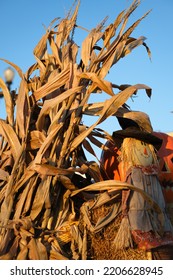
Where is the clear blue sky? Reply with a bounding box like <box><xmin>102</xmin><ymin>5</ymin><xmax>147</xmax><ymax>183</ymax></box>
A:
<box><xmin>0</xmin><ymin>0</ymin><xmax>173</xmax><ymax>136</ymax></box>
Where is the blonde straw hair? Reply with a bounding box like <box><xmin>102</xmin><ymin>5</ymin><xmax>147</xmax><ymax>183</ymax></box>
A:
<box><xmin>118</xmin><ymin>137</ymin><xmax>159</xmax><ymax>172</ymax></box>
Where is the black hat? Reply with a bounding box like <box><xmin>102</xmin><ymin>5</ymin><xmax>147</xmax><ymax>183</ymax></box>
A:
<box><xmin>112</xmin><ymin>126</ymin><xmax>162</xmax><ymax>150</ymax></box>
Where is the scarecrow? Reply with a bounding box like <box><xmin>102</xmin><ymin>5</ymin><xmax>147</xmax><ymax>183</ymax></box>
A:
<box><xmin>101</xmin><ymin>111</ymin><xmax>173</xmax><ymax>259</ymax></box>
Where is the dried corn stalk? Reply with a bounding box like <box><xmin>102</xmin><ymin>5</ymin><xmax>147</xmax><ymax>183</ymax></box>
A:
<box><xmin>0</xmin><ymin>0</ymin><xmax>153</xmax><ymax>259</ymax></box>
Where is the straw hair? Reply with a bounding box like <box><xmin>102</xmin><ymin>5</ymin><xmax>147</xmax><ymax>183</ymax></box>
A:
<box><xmin>119</xmin><ymin>138</ymin><xmax>159</xmax><ymax>166</ymax></box>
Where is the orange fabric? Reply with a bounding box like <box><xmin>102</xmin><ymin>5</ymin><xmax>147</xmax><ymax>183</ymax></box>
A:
<box><xmin>100</xmin><ymin>141</ymin><xmax>124</xmax><ymax>181</ymax></box>
<box><xmin>153</xmin><ymin>132</ymin><xmax>173</xmax><ymax>203</ymax></box>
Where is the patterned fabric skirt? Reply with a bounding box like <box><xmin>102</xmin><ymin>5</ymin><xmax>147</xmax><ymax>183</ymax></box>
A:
<box><xmin>131</xmin><ymin>230</ymin><xmax>173</xmax><ymax>250</ymax></box>
<box><xmin>126</xmin><ymin>166</ymin><xmax>173</xmax><ymax>254</ymax></box>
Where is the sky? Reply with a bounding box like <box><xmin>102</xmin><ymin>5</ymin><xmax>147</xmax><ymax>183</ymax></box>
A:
<box><xmin>0</xmin><ymin>0</ymin><xmax>173</xmax><ymax>139</ymax></box>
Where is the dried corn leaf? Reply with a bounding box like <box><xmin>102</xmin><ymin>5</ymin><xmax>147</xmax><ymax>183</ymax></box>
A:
<box><xmin>87</xmin><ymin>161</ymin><xmax>103</xmax><ymax>182</ymax></box>
<box><xmin>120</xmin><ymin>10</ymin><xmax>151</xmax><ymax>44</ymax></box>
<box><xmin>13</xmin><ymin>183</ymin><xmax>31</xmax><ymax>219</ymax></box>
<box><xmin>61</xmin><ymin>42</ymin><xmax>78</xmax><ymax>69</ymax></box>
<box><xmin>28</xmin><ymin>238</ymin><xmax>40</xmax><ymax>260</ymax></box>
<box><xmin>78</xmin><ymin>72</ymin><xmax>114</xmax><ymax>96</ymax></box>
<box><xmin>0</xmin><ymin>58</ymin><xmax>24</xmax><ymax>79</ymax></box>
<box><xmin>83</xmin><ymin>102</ymin><xmax>104</xmax><ymax>116</ymax></box>
<box><xmin>58</xmin><ymin>175</ymin><xmax>76</xmax><ymax>190</ymax></box>
<box><xmin>117</xmin><ymin>0</ymin><xmax>140</xmax><ymax>39</ymax></box>
<box><xmin>33</xmin><ymin>32</ymin><xmax>49</xmax><ymax>59</ymax></box>
<box><xmin>49</xmin><ymin>35</ymin><xmax>62</xmax><ymax>67</ymax></box>
<box><xmin>33</xmin><ymin>68</ymin><xmax>70</xmax><ymax>101</ymax></box>
<box><xmin>70</xmin><ymin>85</ymin><xmax>145</xmax><ymax>152</ymax></box>
<box><xmin>0</xmin><ymin>169</ymin><xmax>9</xmax><ymax>181</ymax></box>
<box><xmin>17</xmin><ymin>239</ymin><xmax>28</xmax><ymax>260</ymax></box>
<box><xmin>0</xmin><ymin>78</ymin><xmax>13</xmax><ymax>125</ymax></box>
<box><xmin>13</xmin><ymin>169</ymin><xmax>35</xmax><ymax>193</ymax></box>
<box><xmin>81</xmin><ymin>30</ymin><xmax>103</xmax><ymax>68</ymax></box>
<box><xmin>55</xmin><ymin>190</ymin><xmax>72</xmax><ymax>230</ymax></box>
<box><xmin>72</xmin><ymin>179</ymin><xmax>164</xmax><ymax>217</ymax></box>
<box><xmin>30</xmin><ymin>177</ymin><xmax>51</xmax><ymax>220</ymax></box>
<box><xmin>97</xmin><ymin>84</ymin><xmax>151</xmax><ymax>124</ymax></box>
<box><xmin>27</xmin><ymin>130</ymin><xmax>46</xmax><ymax>150</ymax></box>
<box><xmin>25</xmin><ymin>62</ymin><xmax>39</xmax><ymax>80</ymax></box>
<box><xmin>36</xmin><ymin>85</ymin><xmax>83</xmax><ymax>130</ymax></box>
<box><xmin>82</xmin><ymin>139</ymin><xmax>97</xmax><ymax>158</ymax></box>
<box><xmin>22</xmin><ymin>177</ymin><xmax>38</xmax><ymax>215</ymax></box>
<box><xmin>103</xmin><ymin>10</ymin><xmax>125</xmax><ymax>48</ymax></box>
<box><xmin>34</xmin><ymin>55</ymin><xmax>47</xmax><ymax>81</ymax></box>
<box><xmin>33</xmin><ymin>123</ymin><xmax>63</xmax><ymax>164</ymax></box>
<box><xmin>122</xmin><ymin>36</ymin><xmax>151</xmax><ymax>61</ymax></box>
<box><xmin>15</xmin><ymin>79</ymin><xmax>30</xmax><ymax>140</ymax></box>
<box><xmin>0</xmin><ymin>229</ymin><xmax>13</xmax><ymax>254</ymax></box>
<box><xmin>70</xmin><ymin>224</ymin><xmax>83</xmax><ymax>259</ymax></box>
<box><xmin>0</xmin><ymin>235</ymin><xmax>20</xmax><ymax>260</ymax></box>
<box><xmin>33</xmin><ymin>164</ymin><xmax>74</xmax><ymax>176</ymax></box>
<box><xmin>0</xmin><ymin>119</ymin><xmax>21</xmax><ymax>160</ymax></box>
<box><xmin>35</xmin><ymin>239</ymin><xmax>48</xmax><ymax>260</ymax></box>
<box><xmin>50</xmin><ymin>249</ymin><xmax>69</xmax><ymax>260</ymax></box>
<box><xmin>87</xmin><ymin>134</ymin><xmax>106</xmax><ymax>151</ymax></box>
<box><xmin>97</xmin><ymin>40</ymin><xmax>127</xmax><ymax>79</ymax></box>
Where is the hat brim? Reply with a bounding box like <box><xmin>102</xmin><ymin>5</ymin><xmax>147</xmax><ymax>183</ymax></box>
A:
<box><xmin>112</xmin><ymin>127</ymin><xmax>162</xmax><ymax>150</ymax></box>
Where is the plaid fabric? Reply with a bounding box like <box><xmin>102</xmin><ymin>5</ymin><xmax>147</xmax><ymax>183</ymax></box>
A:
<box><xmin>131</xmin><ymin>230</ymin><xmax>173</xmax><ymax>250</ymax></box>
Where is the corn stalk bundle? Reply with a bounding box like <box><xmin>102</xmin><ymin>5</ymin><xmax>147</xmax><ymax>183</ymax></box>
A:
<box><xmin>0</xmin><ymin>0</ymin><xmax>154</xmax><ymax>259</ymax></box>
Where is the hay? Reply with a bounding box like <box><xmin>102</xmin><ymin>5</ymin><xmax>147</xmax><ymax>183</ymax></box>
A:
<box><xmin>80</xmin><ymin>202</ymin><xmax>148</xmax><ymax>260</ymax></box>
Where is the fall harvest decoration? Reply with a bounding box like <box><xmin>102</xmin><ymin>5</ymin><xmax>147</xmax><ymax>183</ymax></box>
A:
<box><xmin>101</xmin><ymin>114</ymin><xmax>173</xmax><ymax>259</ymax></box>
<box><xmin>0</xmin><ymin>0</ymin><xmax>157</xmax><ymax>260</ymax></box>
